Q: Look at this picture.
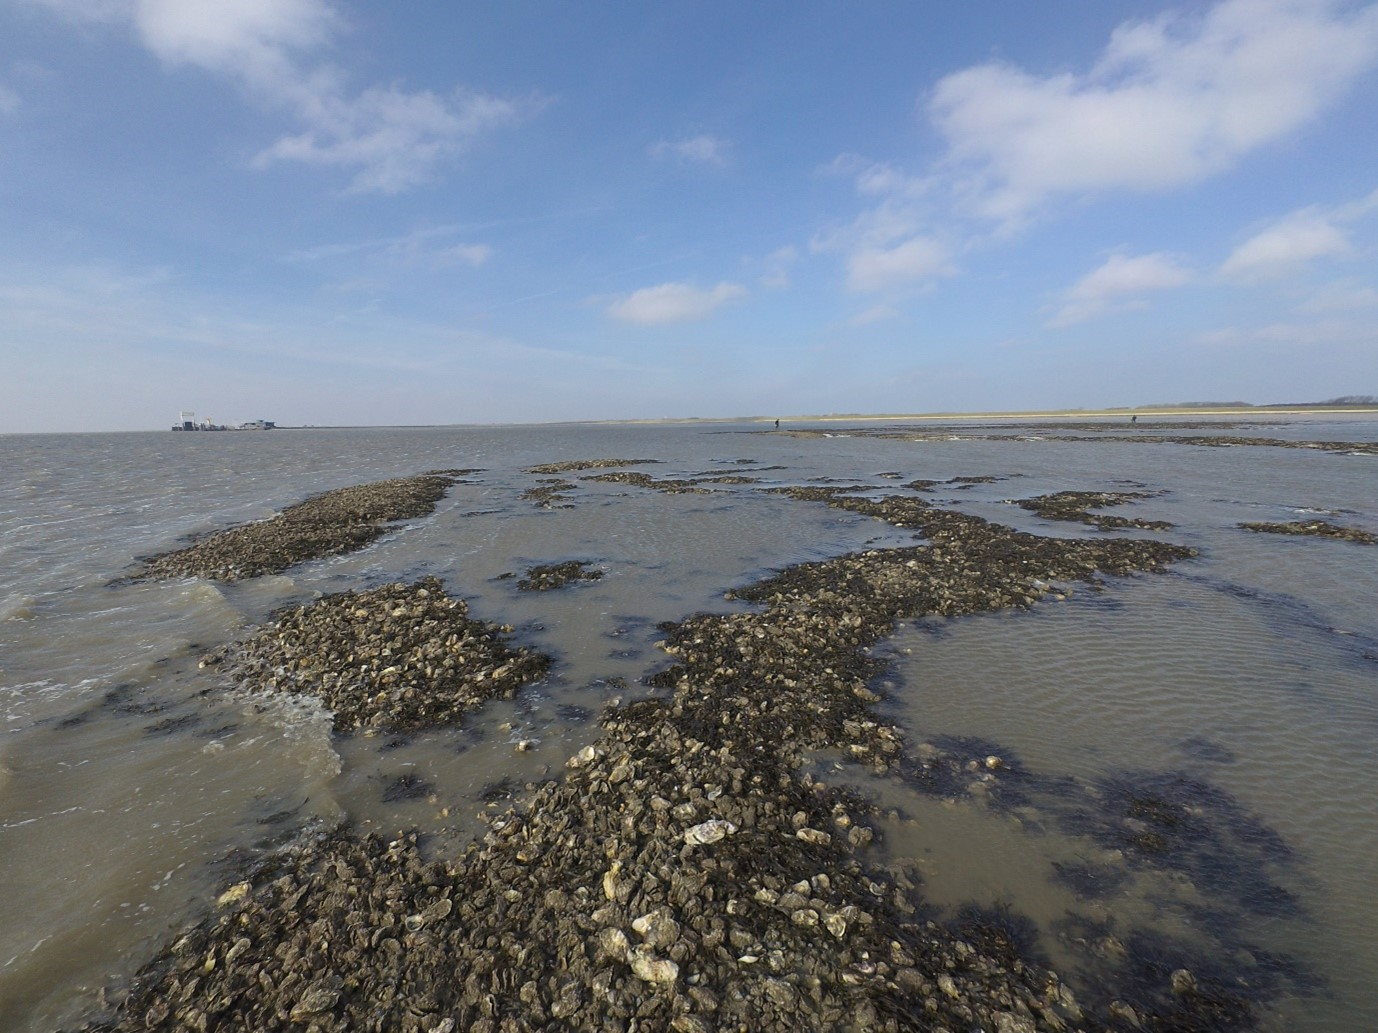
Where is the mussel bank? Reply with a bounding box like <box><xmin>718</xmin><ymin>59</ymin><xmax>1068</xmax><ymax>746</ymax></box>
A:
<box><xmin>79</xmin><ymin>463</ymin><xmax>1315</xmax><ymax>1033</ymax></box>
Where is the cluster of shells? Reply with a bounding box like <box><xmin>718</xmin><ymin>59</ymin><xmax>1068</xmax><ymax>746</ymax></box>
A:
<box><xmin>519</xmin><ymin>479</ymin><xmax>579</xmax><ymax>508</ymax></box>
<box><xmin>80</xmin><ymin>479</ymin><xmax>1221</xmax><ymax>1032</ymax></box>
<box><xmin>127</xmin><ymin>473</ymin><xmax>468</xmax><ymax>582</ymax></box>
<box><xmin>1238</xmin><ymin>519</ymin><xmax>1376</xmax><ymax>544</ymax></box>
<box><xmin>520</xmin><ymin>460</ymin><xmax>765</xmax><ymax>507</ymax></box>
<box><xmin>763</xmin><ymin>488</ymin><xmax>1194</xmax><ymax>591</ymax></box>
<box><xmin>585</xmin><ymin>471</ymin><xmax>761</xmax><ymax>495</ymax></box>
<box><xmin>515</xmin><ymin>561</ymin><xmax>604</xmax><ymax>592</ymax></box>
<box><xmin>200</xmin><ymin>577</ymin><xmax>550</xmax><ymax>734</ymax></box>
<box><xmin>1012</xmin><ymin>491</ymin><xmax>1175</xmax><ymax>532</ymax></box>
<box><xmin>94</xmin><ymin>710</ymin><xmax>1084</xmax><ymax>1033</ymax></box>
<box><xmin>526</xmin><ymin>458</ymin><xmax>662</xmax><ymax>475</ymax></box>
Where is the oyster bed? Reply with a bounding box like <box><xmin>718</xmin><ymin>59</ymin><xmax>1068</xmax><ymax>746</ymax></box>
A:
<box><xmin>71</xmin><ymin>476</ymin><xmax>1271</xmax><ymax>1033</ymax></box>
<box><xmin>1238</xmin><ymin>520</ymin><xmax>1376</xmax><ymax>544</ymax></box>
<box><xmin>127</xmin><ymin>473</ymin><xmax>468</xmax><ymax>582</ymax></box>
<box><xmin>200</xmin><ymin>578</ymin><xmax>551</xmax><ymax>734</ymax></box>
<box><xmin>515</xmin><ymin>561</ymin><xmax>605</xmax><ymax>592</ymax></box>
<box><xmin>1012</xmin><ymin>491</ymin><xmax>1174</xmax><ymax>532</ymax></box>
<box><xmin>585</xmin><ymin>471</ymin><xmax>762</xmax><ymax>495</ymax></box>
<box><xmin>526</xmin><ymin>459</ymin><xmax>662</xmax><ymax>475</ymax></box>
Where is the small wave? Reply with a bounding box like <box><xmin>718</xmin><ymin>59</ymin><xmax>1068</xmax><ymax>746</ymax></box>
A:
<box><xmin>0</xmin><ymin>593</ymin><xmax>37</xmax><ymax>621</ymax></box>
<box><xmin>0</xmin><ymin>804</ymin><xmax>83</xmax><ymax>831</ymax></box>
<box><xmin>229</xmin><ymin>688</ymin><xmax>342</xmax><ymax>782</ymax></box>
<box><xmin>1</xmin><ymin>679</ymin><xmax>97</xmax><ymax>731</ymax></box>
<box><xmin>177</xmin><ymin>582</ymin><xmax>227</xmax><ymax>606</ymax></box>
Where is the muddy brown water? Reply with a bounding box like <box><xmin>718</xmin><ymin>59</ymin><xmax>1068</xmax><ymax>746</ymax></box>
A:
<box><xmin>1</xmin><ymin>418</ymin><xmax>1375</xmax><ymax>1030</ymax></box>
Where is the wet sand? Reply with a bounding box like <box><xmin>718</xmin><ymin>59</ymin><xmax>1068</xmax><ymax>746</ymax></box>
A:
<box><xmin>781</xmin><ymin>425</ymin><xmax>1378</xmax><ymax>456</ymax></box>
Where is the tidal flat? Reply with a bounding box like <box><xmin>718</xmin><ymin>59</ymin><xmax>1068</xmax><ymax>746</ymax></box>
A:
<box><xmin>2</xmin><ymin>419</ymin><xmax>1375</xmax><ymax>1031</ymax></box>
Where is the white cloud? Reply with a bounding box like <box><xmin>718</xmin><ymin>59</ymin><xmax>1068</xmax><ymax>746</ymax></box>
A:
<box><xmin>814</xmin><ymin>201</ymin><xmax>923</xmax><ymax>257</ymax></box>
<box><xmin>1221</xmin><ymin>211</ymin><xmax>1353</xmax><ymax>279</ymax></box>
<box><xmin>252</xmin><ymin>84</ymin><xmax>522</xmax><ymax>194</ymax></box>
<box><xmin>436</xmin><ymin>242</ymin><xmax>492</xmax><ymax>267</ymax></box>
<box><xmin>851</xmin><ymin>304</ymin><xmax>900</xmax><ymax>326</ymax></box>
<box><xmin>1050</xmin><ymin>252</ymin><xmax>1192</xmax><ymax>326</ymax></box>
<box><xmin>1298</xmin><ymin>279</ymin><xmax>1378</xmax><ymax>312</ymax></box>
<box><xmin>606</xmin><ymin>281</ymin><xmax>747</xmax><ymax>325</ymax></box>
<box><xmin>1221</xmin><ymin>188</ymin><xmax>1378</xmax><ymax>280</ymax></box>
<box><xmin>29</xmin><ymin>0</ymin><xmax>528</xmax><ymax>193</ymax></box>
<box><xmin>813</xmin><ymin>183</ymin><xmax>952</xmax><ymax>296</ymax></box>
<box><xmin>846</xmin><ymin>236</ymin><xmax>951</xmax><ymax>294</ymax></box>
<box><xmin>929</xmin><ymin>0</ymin><xmax>1378</xmax><ymax>224</ymax></box>
<box><xmin>134</xmin><ymin>0</ymin><xmax>337</xmax><ymax>74</ymax></box>
<box><xmin>1196</xmin><ymin>326</ymin><xmax>1247</xmax><ymax>347</ymax></box>
<box><xmin>1205</xmin><ymin>317</ymin><xmax>1368</xmax><ymax>347</ymax></box>
<box><xmin>286</xmin><ymin>226</ymin><xmax>493</xmax><ymax>269</ymax></box>
<box><xmin>759</xmin><ymin>246</ymin><xmax>797</xmax><ymax>289</ymax></box>
<box><xmin>650</xmin><ymin>134</ymin><xmax>729</xmax><ymax>166</ymax></box>
<box><xmin>18</xmin><ymin>0</ymin><xmax>128</xmax><ymax>24</ymax></box>
<box><xmin>827</xmin><ymin>154</ymin><xmax>930</xmax><ymax>199</ymax></box>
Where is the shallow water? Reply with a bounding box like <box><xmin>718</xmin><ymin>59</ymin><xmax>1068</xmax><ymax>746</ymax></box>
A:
<box><xmin>1</xmin><ymin>418</ymin><xmax>1375</xmax><ymax>1030</ymax></box>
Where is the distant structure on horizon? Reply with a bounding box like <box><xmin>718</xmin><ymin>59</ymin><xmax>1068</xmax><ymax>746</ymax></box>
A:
<box><xmin>171</xmin><ymin>410</ymin><xmax>275</xmax><ymax>431</ymax></box>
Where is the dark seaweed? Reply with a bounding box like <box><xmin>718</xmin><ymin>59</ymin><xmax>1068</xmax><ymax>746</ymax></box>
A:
<box><xmin>381</xmin><ymin>773</ymin><xmax>433</xmax><ymax>803</ymax></box>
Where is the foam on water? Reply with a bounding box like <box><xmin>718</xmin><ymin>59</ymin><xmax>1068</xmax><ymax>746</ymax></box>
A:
<box><xmin>0</xmin><ymin>594</ymin><xmax>37</xmax><ymax>621</ymax></box>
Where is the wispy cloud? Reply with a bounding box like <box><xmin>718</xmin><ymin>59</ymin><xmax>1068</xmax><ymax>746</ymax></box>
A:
<box><xmin>846</xmin><ymin>237</ymin><xmax>952</xmax><ymax>295</ymax></box>
<box><xmin>286</xmin><ymin>225</ymin><xmax>493</xmax><ymax>269</ymax></box>
<box><xmin>437</xmin><ymin>242</ymin><xmax>491</xmax><ymax>267</ymax></box>
<box><xmin>1298</xmin><ymin>279</ymin><xmax>1378</xmax><ymax>313</ymax></box>
<box><xmin>649</xmin><ymin>134</ymin><xmax>729</xmax><ymax>167</ymax></box>
<box><xmin>929</xmin><ymin>0</ymin><xmax>1378</xmax><ymax>225</ymax></box>
<box><xmin>29</xmin><ymin>0</ymin><xmax>532</xmax><ymax>193</ymax></box>
<box><xmin>813</xmin><ymin>169</ymin><xmax>953</xmax><ymax>296</ymax></box>
<box><xmin>758</xmin><ymin>246</ymin><xmax>798</xmax><ymax>290</ymax></box>
<box><xmin>251</xmin><ymin>84</ymin><xmax>525</xmax><ymax>195</ymax></box>
<box><xmin>850</xmin><ymin>303</ymin><xmax>900</xmax><ymax>326</ymax></box>
<box><xmin>1198</xmin><ymin>316</ymin><xmax>1369</xmax><ymax>348</ymax></box>
<box><xmin>1221</xmin><ymin>212</ymin><xmax>1354</xmax><ymax>280</ymax></box>
<box><xmin>605</xmin><ymin>281</ymin><xmax>747</xmax><ymax>325</ymax></box>
<box><xmin>827</xmin><ymin>154</ymin><xmax>930</xmax><ymax>200</ymax></box>
<box><xmin>1049</xmin><ymin>252</ymin><xmax>1192</xmax><ymax>327</ymax></box>
<box><xmin>820</xmin><ymin>1</ymin><xmax>1378</xmax><ymax>307</ymax></box>
<box><xmin>1221</xmin><ymin>187</ymin><xmax>1378</xmax><ymax>281</ymax></box>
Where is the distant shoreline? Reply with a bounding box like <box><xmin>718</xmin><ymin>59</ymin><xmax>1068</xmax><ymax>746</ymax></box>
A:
<box><xmin>285</xmin><ymin>405</ymin><xmax>1378</xmax><ymax>431</ymax></box>
<box><xmin>593</xmin><ymin>405</ymin><xmax>1378</xmax><ymax>427</ymax></box>
<box><xmin>7</xmin><ymin>405</ymin><xmax>1377</xmax><ymax>437</ymax></box>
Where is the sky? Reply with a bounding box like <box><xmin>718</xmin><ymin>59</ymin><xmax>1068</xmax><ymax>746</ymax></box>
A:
<box><xmin>2</xmin><ymin>0</ymin><xmax>1376</xmax><ymax>432</ymax></box>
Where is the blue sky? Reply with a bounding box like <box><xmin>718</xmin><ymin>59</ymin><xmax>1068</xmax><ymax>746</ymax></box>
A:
<box><xmin>2</xmin><ymin>0</ymin><xmax>1376</xmax><ymax>432</ymax></box>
